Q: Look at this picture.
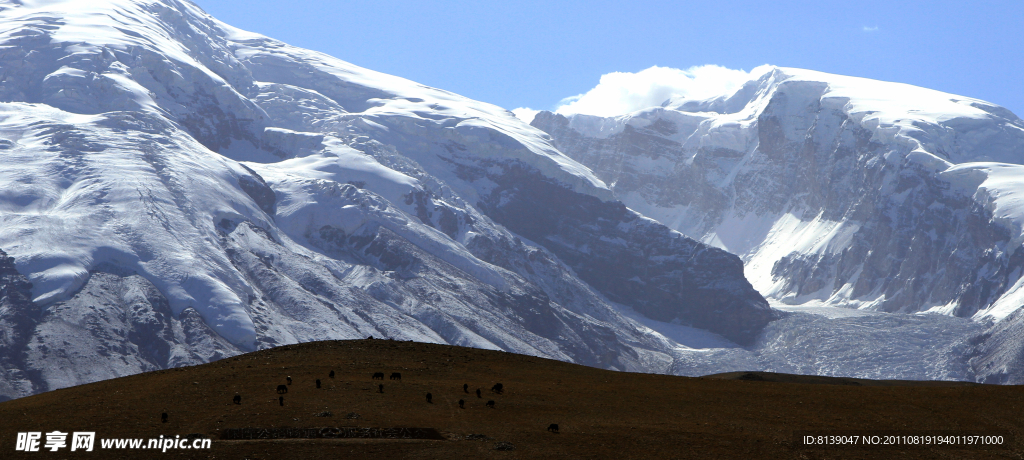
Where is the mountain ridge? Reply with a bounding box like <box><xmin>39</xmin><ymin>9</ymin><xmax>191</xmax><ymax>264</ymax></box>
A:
<box><xmin>531</xmin><ymin>67</ymin><xmax>1024</xmax><ymax>383</ymax></box>
<box><xmin>533</xmin><ymin>66</ymin><xmax>1024</xmax><ymax>318</ymax></box>
<box><xmin>0</xmin><ymin>0</ymin><xmax>774</xmax><ymax>399</ymax></box>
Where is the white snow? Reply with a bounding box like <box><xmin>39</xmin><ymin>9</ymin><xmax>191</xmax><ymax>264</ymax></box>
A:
<box><xmin>744</xmin><ymin>212</ymin><xmax>860</xmax><ymax>300</ymax></box>
<box><xmin>0</xmin><ymin>0</ymin><xmax>625</xmax><ymax>351</ymax></box>
<box><xmin>0</xmin><ymin>105</ymin><xmax>267</xmax><ymax>346</ymax></box>
<box><xmin>247</xmin><ymin>140</ymin><xmax>421</xmax><ymax>202</ymax></box>
<box><xmin>226</xmin><ymin>31</ymin><xmax>613</xmax><ymax>200</ymax></box>
<box><xmin>556</xmin><ymin>64</ymin><xmax>1024</xmax><ymax>323</ymax></box>
<box><xmin>942</xmin><ymin>163</ymin><xmax>1024</xmax><ymax>248</ymax></box>
<box><xmin>940</xmin><ymin>163</ymin><xmax>1024</xmax><ymax>320</ymax></box>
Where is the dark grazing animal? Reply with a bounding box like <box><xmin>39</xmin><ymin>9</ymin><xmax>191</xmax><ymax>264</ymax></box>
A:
<box><xmin>485</xmin><ymin>400</ymin><xmax>495</xmax><ymax>408</ymax></box>
<box><xmin>491</xmin><ymin>383</ymin><xmax>504</xmax><ymax>394</ymax></box>
<box><xmin>390</xmin><ymin>372</ymin><xmax>402</xmax><ymax>381</ymax></box>
<box><xmin>279</xmin><ymin>396</ymin><xmax>284</xmax><ymax>406</ymax></box>
<box><xmin>316</xmin><ymin>379</ymin><xmax>321</xmax><ymax>389</ymax></box>
<box><xmin>276</xmin><ymin>384</ymin><xmax>288</xmax><ymax>394</ymax></box>
<box><xmin>547</xmin><ymin>424</ymin><xmax>559</xmax><ymax>433</ymax></box>
<box><xmin>329</xmin><ymin>370</ymin><xmax>335</xmax><ymax>378</ymax></box>
<box><xmin>426</xmin><ymin>393</ymin><xmax>433</xmax><ymax>403</ymax></box>
<box><xmin>463</xmin><ymin>383</ymin><xmax>468</xmax><ymax>393</ymax></box>
<box><xmin>372</xmin><ymin>372</ymin><xmax>385</xmax><ymax>380</ymax></box>
<box><xmin>233</xmin><ymin>394</ymin><xmax>241</xmax><ymax>405</ymax></box>
<box><xmin>378</xmin><ymin>384</ymin><xmax>384</xmax><ymax>393</ymax></box>
<box><xmin>476</xmin><ymin>388</ymin><xmax>481</xmax><ymax>398</ymax></box>
<box><xmin>286</xmin><ymin>376</ymin><xmax>292</xmax><ymax>385</ymax></box>
<box><xmin>161</xmin><ymin>412</ymin><xmax>168</xmax><ymax>423</ymax></box>
<box><xmin>458</xmin><ymin>399</ymin><xmax>465</xmax><ymax>409</ymax></box>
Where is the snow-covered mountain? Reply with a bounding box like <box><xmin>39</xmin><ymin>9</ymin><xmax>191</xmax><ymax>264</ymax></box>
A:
<box><xmin>531</xmin><ymin>67</ymin><xmax>1024</xmax><ymax>383</ymax></box>
<box><xmin>0</xmin><ymin>0</ymin><xmax>778</xmax><ymax>399</ymax></box>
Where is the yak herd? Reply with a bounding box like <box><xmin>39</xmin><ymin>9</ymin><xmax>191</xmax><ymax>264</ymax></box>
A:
<box><xmin>256</xmin><ymin>370</ymin><xmax>511</xmax><ymax>412</ymax></box>
<box><xmin>212</xmin><ymin>351</ymin><xmax>560</xmax><ymax>435</ymax></box>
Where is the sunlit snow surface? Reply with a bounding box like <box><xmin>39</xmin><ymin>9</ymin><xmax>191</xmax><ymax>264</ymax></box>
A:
<box><xmin>0</xmin><ymin>105</ymin><xmax>267</xmax><ymax>345</ymax></box>
<box><xmin>550</xmin><ymin>66</ymin><xmax>1024</xmax><ymax>321</ymax></box>
<box><xmin>0</xmin><ymin>0</ymin><xmax>610</xmax><ymax>350</ymax></box>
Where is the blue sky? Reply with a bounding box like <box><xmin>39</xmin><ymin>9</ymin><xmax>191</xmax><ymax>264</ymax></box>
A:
<box><xmin>195</xmin><ymin>0</ymin><xmax>1024</xmax><ymax>118</ymax></box>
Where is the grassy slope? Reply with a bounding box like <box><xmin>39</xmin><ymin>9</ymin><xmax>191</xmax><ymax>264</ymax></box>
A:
<box><xmin>0</xmin><ymin>339</ymin><xmax>1021</xmax><ymax>459</ymax></box>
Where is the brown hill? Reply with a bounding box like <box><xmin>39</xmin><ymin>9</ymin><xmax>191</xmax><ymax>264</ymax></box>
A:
<box><xmin>0</xmin><ymin>339</ymin><xmax>1021</xmax><ymax>459</ymax></box>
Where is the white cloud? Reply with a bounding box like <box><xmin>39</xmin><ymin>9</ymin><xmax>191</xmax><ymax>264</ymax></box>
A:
<box><xmin>862</xmin><ymin>26</ymin><xmax>879</xmax><ymax>32</ymax></box>
<box><xmin>511</xmin><ymin>107</ymin><xmax>540</xmax><ymax>124</ymax></box>
<box><xmin>553</xmin><ymin>64</ymin><xmax>774</xmax><ymax>117</ymax></box>
<box><xmin>557</xmin><ymin>94</ymin><xmax>583</xmax><ymax>106</ymax></box>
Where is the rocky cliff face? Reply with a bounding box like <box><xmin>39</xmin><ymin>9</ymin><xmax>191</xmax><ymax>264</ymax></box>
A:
<box><xmin>533</xmin><ymin>68</ymin><xmax>1024</xmax><ymax>321</ymax></box>
<box><xmin>0</xmin><ymin>249</ymin><xmax>41</xmax><ymax>400</ymax></box>
<box><xmin>464</xmin><ymin>159</ymin><xmax>773</xmax><ymax>344</ymax></box>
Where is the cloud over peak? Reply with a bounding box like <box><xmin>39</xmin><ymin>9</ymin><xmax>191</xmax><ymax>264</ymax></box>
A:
<box><xmin>510</xmin><ymin>64</ymin><xmax>774</xmax><ymax>123</ymax></box>
<box><xmin>511</xmin><ymin>107</ymin><xmax>540</xmax><ymax>124</ymax></box>
<box><xmin>553</xmin><ymin>64</ymin><xmax>773</xmax><ymax>117</ymax></box>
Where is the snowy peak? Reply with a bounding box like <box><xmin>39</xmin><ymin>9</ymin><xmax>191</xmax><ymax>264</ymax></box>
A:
<box><xmin>0</xmin><ymin>0</ymin><xmax>778</xmax><ymax>399</ymax></box>
<box><xmin>0</xmin><ymin>0</ymin><xmax>609</xmax><ymax>196</ymax></box>
<box><xmin>567</xmin><ymin>66</ymin><xmax>1024</xmax><ymax>166</ymax></box>
<box><xmin>533</xmin><ymin>67</ymin><xmax>1024</xmax><ymax>324</ymax></box>
<box><xmin>0</xmin><ymin>0</ymin><xmax>615</xmax><ymax>313</ymax></box>
<box><xmin>766</xmin><ymin>68</ymin><xmax>1024</xmax><ymax>165</ymax></box>
<box><xmin>0</xmin><ymin>0</ymin><xmax>255</xmax><ymax>110</ymax></box>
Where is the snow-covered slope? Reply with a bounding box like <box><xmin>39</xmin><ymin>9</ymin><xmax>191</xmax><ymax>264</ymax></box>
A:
<box><xmin>0</xmin><ymin>0</ymin><xmax>776</xmax><ymax>399</ymax></box>
<box><xmin>532</xmin><ymin>67</ymin><xmax>1024</xmax><ymax>382</ymax></box>
<box><xmin>535</xmin><ymin>67</ymin><xmax>1024</xmax><ymax>315</ymax></box>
